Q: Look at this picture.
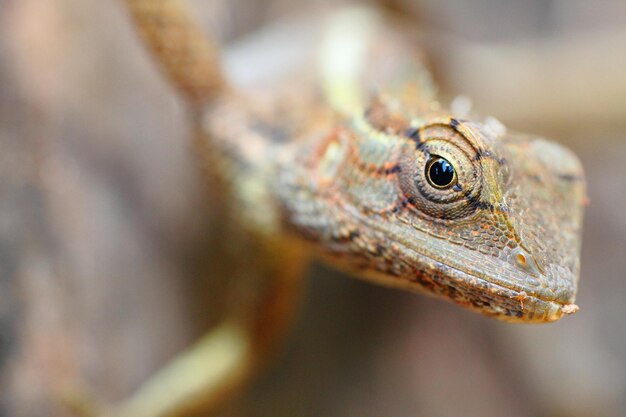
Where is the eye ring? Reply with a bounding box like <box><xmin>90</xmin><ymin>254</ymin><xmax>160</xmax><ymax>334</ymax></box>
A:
<box><xmin>425</xmin><ymin>156</ymin><xmax>457</xmax><ymax>189</ymax></box>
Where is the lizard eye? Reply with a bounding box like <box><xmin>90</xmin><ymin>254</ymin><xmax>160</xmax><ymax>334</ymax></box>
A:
<box><xmin>426</xmin><ymin>156</ymin><xmax>457</xmax><ymax>189</ymax></box>
<box><xmin>397</xmin><ymin>121</ymin><xmax>483</xmax><ymax>220</ymax></box>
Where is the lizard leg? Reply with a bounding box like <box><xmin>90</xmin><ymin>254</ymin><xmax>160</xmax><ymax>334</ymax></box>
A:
<box><xmin>123</xmin><ymin>0</ymin><xmax>225</xmax><ymax>106</ymax></box>
<box><xmin>64</xmin><ymin>254</ymin><xmax>304</xmax><ymax>417</ymax></box>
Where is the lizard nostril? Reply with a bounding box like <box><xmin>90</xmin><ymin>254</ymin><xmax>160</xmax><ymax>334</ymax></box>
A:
<box><xmin>511</xmin><ymin>247</ymin><xmax>540</xmax><ymax>276</ymax></box>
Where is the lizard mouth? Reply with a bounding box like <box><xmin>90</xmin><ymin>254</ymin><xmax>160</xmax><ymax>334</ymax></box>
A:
<box><xmin>369</xmin><ymin>239</ymin><xmax>577</xmax><ymax>323</ymax></box>
<box><xmin>400</xmin><ymin>239</ymin><xmax>578</xmax><ymax>322</ymax></box>
<box><xmin>356</xmin><ymin>216</ymin><xmax>578</xmax><ymax>323</ymax></box>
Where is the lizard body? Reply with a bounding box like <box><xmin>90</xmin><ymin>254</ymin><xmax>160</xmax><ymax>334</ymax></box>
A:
<box><xmin>198</xmin><ymin>8</ymin><xmax>585</xmax><ymax>323</ymax></box>
<box><xmin>203</xmin><ymin>88</ymin><xmax>584</xmax><ymax>323</ymax></box>
<box><xmin>66</xmin><ymin>2</ymin><xmax>585</xmax><ymax>416</ymax></box>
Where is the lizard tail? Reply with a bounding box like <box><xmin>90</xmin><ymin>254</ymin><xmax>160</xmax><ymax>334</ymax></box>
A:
<box><xmin>123</xmin><ymin>0</ymin><xmax>226</xmax><ymax>106</ymax></box>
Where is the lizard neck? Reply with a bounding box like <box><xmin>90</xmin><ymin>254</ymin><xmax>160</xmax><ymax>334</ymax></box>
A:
<box><xmin>199</xmin><ymin>89</ymin><xmax>331</xmax><ymax>241</ymax></box>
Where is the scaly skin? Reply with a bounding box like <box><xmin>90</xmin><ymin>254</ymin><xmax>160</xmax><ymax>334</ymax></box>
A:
<box><xmin>198</xmin><ymin>7</ymin><xmax>585</xmax><ymax>323</ymax></box>
<box><xmin>204</xmin><ymin>79</ymin><xmax>585</xmax><ymax>323</ymax></box>
<box><xmin>278</xmin><ymin>111</ymin><xmax>584</xmax><ymax>323</ymax></box>
<box><xmin>64</xmin><ymin>2</ymin><xmax>585</xmax><ymax>417</ymax></box>
<box><xmin>125</xmin><ymin>0</ymin><xmax>584</xmax><ymax>328</ymax></box>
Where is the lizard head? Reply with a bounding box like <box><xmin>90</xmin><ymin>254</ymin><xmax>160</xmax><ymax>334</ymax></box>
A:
<box><xmin>289</xmin><ymin>101</ymin><xmax>586</xmax><ymax>323</ymax></box>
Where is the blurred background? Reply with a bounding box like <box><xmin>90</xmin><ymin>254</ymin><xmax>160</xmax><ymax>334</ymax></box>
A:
<box><xmin>0</xmin><ymin>0</ymin><xmax>625</xmax><ymax>416</ymax></box>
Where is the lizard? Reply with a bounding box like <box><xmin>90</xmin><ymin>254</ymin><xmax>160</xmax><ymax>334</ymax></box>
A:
<box><xmin>67</xmin><ymin>1</ymin><xmax>586</xmax><ymax>416</ymax></box>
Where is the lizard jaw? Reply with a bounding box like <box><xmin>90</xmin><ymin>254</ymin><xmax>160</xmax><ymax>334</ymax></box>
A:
<box><xmin>344</xmin><ymin>214</ymin><xmax>579</xmax><ymax>323</ymax></box>
<box><xmin>399</xmin><ymin>241</ymin><xmax>578</xmax><ymax>323</ymax></box>
<box><xmin>349</xmin><ymin>241</ymin><xmax>577</xmax><ymax>323</ymax></box>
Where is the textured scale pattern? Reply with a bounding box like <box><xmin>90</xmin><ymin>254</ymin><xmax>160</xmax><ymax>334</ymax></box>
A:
<box><xmin>129</xmin><ymin>1</ymin><xmax>585</xmax><ymax>323</ymax></box>
<box><xmin>202</xmin><ymin>77</ymin><xmax>585</xmax><ymax>323</ymax></box>
<box><xmin>61</xmin><ymin>4</ymin><xmax>587</xmax><ymax>417</ymax></box>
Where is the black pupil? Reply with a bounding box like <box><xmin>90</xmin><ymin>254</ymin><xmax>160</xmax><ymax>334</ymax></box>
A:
<box><xmin>428</xmin><ymin>158</ymin><xmax>455</xmax><ymax>187</ymax></box>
